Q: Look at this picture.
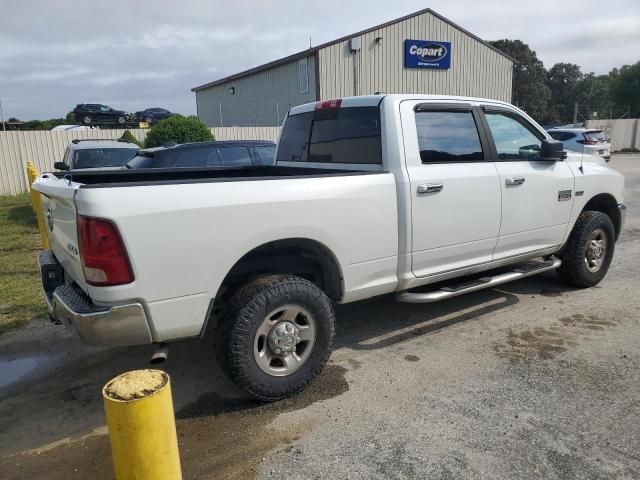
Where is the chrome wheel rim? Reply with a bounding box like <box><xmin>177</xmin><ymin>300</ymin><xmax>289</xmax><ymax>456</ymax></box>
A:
<box><xmin>253</xmin><ymin>304</ymin><xmax>316</xmax><ymax>377</ymax></box>
<box><xmin>585</xmin><ymin>228</ymin><xmax>607</xmax><ymax>273</ymax></box>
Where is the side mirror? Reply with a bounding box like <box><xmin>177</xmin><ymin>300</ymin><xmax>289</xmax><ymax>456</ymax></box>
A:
<box><xmin>54</xmin><ymin>162</ymin><xmax>69</xmax><ymax>171</ymax></box>
<box><xmin>540</xmin><ymin>139</ymin><xmax>567</xmax><ymax>161</ymax></box>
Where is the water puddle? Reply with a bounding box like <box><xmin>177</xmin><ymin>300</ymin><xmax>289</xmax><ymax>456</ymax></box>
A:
<box><xmin>0</xmin><ymin>356</ymin><xmax>44</xmax><ymax>389</ymax></box>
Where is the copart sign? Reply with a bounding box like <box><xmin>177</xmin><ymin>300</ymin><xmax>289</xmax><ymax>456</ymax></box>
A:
<box><xmin>404</xmin><ymin>40</ymin><xmax>451</xmax><ymax>69</ymax></box>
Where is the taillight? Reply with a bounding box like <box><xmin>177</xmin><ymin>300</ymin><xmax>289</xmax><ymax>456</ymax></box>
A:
<box><xmin>577</xmin><ymin>138</ymin><xmax>597</xmax><ymax>145</ymax></box>
<box><xmin>315</xmin><ymin>99</ymin><xmax>342</xmax><ymax>110</ymax></box>
<box><xmin>77</xmin><ymin>215</ymin><xmax>134</xmax><ymax>286</ymax></box>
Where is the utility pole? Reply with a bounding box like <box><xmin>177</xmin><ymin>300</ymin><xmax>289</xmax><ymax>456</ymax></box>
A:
<box><xmin>572</xmin><ymin>102</ymin><xmax>578</xmax><ymax>127</ymax></box>
<box><xmin>0</xmin><ymin>97</ymin><xmax>5</xmax><ymax>131</ymax></box>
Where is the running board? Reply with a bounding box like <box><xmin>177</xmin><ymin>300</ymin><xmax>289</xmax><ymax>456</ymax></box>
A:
<box><xmin>397</xmin><ymin>258</ymin><xmax>562</xmax><ymax>304</ymax></box>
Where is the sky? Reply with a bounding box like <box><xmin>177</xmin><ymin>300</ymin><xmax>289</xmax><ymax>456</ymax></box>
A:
<box><xmin>0</xmin><ymin>0</ymin><xmax>638</xmax><ymax>120</ymax></box>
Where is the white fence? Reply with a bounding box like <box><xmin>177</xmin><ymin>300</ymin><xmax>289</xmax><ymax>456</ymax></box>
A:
<box><xmin>0</xmin><ymin>127</ymin><xmax>280</xmax><ymax>195</ymax></box>
<box><xmin>584</xmin><ymin>118</ymin><xmax>640</xmax><ymax>152</ymax></box>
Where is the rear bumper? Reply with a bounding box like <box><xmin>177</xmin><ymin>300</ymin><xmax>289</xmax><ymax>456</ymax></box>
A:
<box><xmin>39</xmin><ymin>251</ymin><xmax>152</xmax><ymax>347</ymax></box>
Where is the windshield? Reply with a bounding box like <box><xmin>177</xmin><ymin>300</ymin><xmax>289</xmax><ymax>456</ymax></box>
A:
<box><xmin>73</xmin><ymin>148</ymin><xmax>139</xmax><ymax>169</ymax></box>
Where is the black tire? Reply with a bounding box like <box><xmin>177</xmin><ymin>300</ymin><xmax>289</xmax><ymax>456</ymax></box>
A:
<box><xmin>144</xmin><ymin>116</ymin><xmax>153</xmax><ymax>124</ymax></box>
<box><xmin>82</xmin><ymin>115</ymin><xmax>92</xmax><ymax>124</ymax></box>
<box><xmin>117</xmin><ymin>116</ymin><xmax>126</xmax><ymax>124</ymax></box>
<box><xmin>215</xmin><ymin>275</ymin><xmax>335</xmax><ymax>401</ymax></box>
<box><xmin>557</xmin><ymin>211</ymin><xmax>615</xmax><ymax>287</ymax></box>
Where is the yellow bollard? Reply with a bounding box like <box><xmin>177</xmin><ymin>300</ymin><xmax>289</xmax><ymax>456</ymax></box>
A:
<box><xmin>103</xmin><ymin>369</ymin><xmax>182</xmax><ymax>480</ymax></box>
<box><xmin>26</xmin><ymin>162</ymin><xmax>49</xmax><ymax>249</ymax></box>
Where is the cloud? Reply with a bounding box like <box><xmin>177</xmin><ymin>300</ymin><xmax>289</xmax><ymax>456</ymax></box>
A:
<box><xmin>0</xmin><ymin>0</ymin><xmax>638</xmax><ymax>119</ymax></box>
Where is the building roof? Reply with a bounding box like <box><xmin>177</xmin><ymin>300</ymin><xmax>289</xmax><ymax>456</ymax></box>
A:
<box><xmin>191</xmin><ymin>8</ymin><xmax>516</xmax><ymax>92</ymax></box>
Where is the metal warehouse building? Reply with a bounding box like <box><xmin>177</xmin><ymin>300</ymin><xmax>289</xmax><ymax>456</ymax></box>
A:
<box><xmin>192</xmin><ymin>8</ymin><xmax>514</xmax><ymax>127</ymax></box>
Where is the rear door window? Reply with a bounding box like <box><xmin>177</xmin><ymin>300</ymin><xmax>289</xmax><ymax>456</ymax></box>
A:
<box><xmin>254</xmin><ymin>146</ymin><xmax>276</xmax><ymax>165</ymax></box>
<box><xmin>276</xmin><ymin>106</ymin><xmax>382</xmax><ymax>164</ymax></box>
<box><xmin>218</xmin><ymin>146</ymin><xmax>253</xmax><ymax>166</ymax></box>
<box><xmin>414</xmin><ymin>110</ymin><xmax>484</xmax><ymax>163</ymax></box>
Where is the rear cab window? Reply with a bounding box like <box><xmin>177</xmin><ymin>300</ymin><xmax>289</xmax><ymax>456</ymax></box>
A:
<box><xmin>277</xmin><ymin>105</ymin><xmax>382</xmax><ymax>165</ymax></box>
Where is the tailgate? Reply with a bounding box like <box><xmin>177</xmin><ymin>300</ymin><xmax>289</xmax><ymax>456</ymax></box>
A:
<box><xmin>33</xmin><ymin>174</ymin><xmax>87</xmax><ymax>290</ymax></box>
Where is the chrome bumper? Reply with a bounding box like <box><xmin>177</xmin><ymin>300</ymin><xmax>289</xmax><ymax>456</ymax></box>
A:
<box><xmin>40</xmin><ymin>251</ymin><xmax>152</xmax><ymax>347</ymax></box>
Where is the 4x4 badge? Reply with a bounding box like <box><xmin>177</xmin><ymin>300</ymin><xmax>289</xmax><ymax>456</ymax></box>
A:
<box><xmin>558</xmin><ymin>190</ymin><xmax>572</xmax><ymax>201</ymax></box>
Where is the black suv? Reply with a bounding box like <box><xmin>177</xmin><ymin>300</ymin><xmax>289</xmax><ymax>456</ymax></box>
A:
<box><xmin>73</xmin><ymin>104</ymin><xmax>129</xmax><ymax>125</ymax></box>
<box><xmin>135</xmin><ymin>107</ymin><xmax>173</xmax><ymax>124</ymax></box>
<box><xmin>127</xmin><ymin>141</ymin><xmax>276</xmax><ymax>169</ymax></box>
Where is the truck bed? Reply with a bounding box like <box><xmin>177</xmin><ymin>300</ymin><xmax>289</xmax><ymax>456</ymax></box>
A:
<box><xmin>52</xmin><ymin>165</ymin><xmax>379</xmax><ymax>188</ymax></box>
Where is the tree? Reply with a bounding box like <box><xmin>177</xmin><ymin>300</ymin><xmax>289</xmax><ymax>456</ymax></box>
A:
<box><xmin>65</xmin><ymin>111</ymin><xmax>76</xmax><ymax>123</ymax></box>
<box><xmin>489</xmin><ymin>39</ymin><xmax>550</xmax><ymax>121</ymax></box>
<box><xmin>610</xmin><ymin>61</ymin><xmax>640</xmax><ymax>117</ymax></box>
<box><xmin>144</xmin><ymin>115</ymin><xmax>213</xmax><ymax>148</ymax></box>
<box><xmin>119</xmin><ymin>130</ymin><xmax>143</xmax><ymax>147</ymax></box>
<box><xmin>546</xmin><ymin>63</ymin><xmax>584</xmax><ymax>123</ymax></box>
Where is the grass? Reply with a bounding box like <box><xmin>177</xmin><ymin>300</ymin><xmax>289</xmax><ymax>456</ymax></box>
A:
<box><xmin>0</xmin><ymin>193</ymin><xmax>48</xmax><ymax>334</ymax></box>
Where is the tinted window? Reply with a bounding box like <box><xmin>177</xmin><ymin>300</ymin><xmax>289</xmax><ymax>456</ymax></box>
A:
<box><xmin>485</xmin><ymin>111</ymin><xmax>542</xmax><ymax>161</ymax></box>
<box><xmin>276</xmin><ymin>112</ymin><xmax>313</xmax><ymax>162</ymax></box>
<box><xmin>584</xmin><ymin>130</ymin><xmax>606</xmax><ymax>142</ymax></box>
<box><xmin>549</xmin><ymin>131</ymin><xmax>575</xmax><ymax>141</ymax></box>
<box><xmin>276</xmin><ymin>107</ymin><xmax>382</xmax><ymax>164</ymax></box>
<box><xmin>73</xmin><ymin>148</ymin><xmax>138</xmax><ymax>169</ymax></box>
<box><xmin>415</xmin><ymin>110</ymin><xmax>484</xmax><ymax>163</ymax></box>
<box><xmin>218</xmin><ymin>146</ymin><xmax>253</xmax><ymax>166</ymax></box>
<box><xmin>254</xmin><ymin>146</ymin><xmax>276</xmax><ymax>165</ymax></box>
<box><xmin>152</xmin><ymin>146</ymin><xmax>212</xmax><ymax>168</ymax></box>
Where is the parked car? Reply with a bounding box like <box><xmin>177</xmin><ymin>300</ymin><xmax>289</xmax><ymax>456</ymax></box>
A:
<box><xmin>73</xmin><ymin>104</ymin><xmax>130</xmax><ymax>125</ymax></box>
<box><xmin>134</xmin><ymin>108</ymin><xmax>173</xmax><ymax>124</ymax></box>
<box><xmin>34</xmin><ymin>94</ymin><xmax>625</xmax><ymax>401</ymax></box>
<box><xmin>51</xmin><ymin>125</ymin><xmax>96</xmax><ymax>132</ymax></box>
<box><xmin>127</xmin><ymin>140</ymin><xmax>276</xmax><ymax>169</ymax></box>
<box><xmin>54</xmin><ymin>139</ymin><xmax>140</xmax><ymax>170</ymax></box>
<box><xmin>547</xmin><ymin>127</ymin><xmax>611</xmax><ymax>161</ymax></box>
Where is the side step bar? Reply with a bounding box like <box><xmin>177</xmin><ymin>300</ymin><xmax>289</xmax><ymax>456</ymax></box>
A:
<box><xmin>397</xmin><ymin>258</ymin><xmax>562</xmax><ymax>304</ymax></box>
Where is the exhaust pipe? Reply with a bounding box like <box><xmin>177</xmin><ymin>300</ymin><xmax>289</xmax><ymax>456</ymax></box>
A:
<box><xmin>150</xmin><ymin>344</ymin><xmax>168</xmax><ymax>364</ymax></box>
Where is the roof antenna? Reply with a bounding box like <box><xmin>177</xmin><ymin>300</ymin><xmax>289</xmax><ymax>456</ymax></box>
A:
<box><xmin>309</xmin><ymin>36</ymin><xmax>312</xmax><ymax>49</ymax></box>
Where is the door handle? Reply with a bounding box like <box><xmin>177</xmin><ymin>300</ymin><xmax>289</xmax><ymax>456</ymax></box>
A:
<box><xmin>505</xmin><ymin>176</ymin><xmax>525</xmax><ymax>186</ymax></box>
<box><xmin>417</xmin><ymin>183</ymin><xmax>443</xmax><ymax>194</ymax></box>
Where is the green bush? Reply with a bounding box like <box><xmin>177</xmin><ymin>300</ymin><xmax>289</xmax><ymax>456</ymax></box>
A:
<box><xmin>119</xmin><ymin>130</ymin><xmax>143</xmax><ymax>147</ymax></box>
<box><xmin>143</xmin><ymin>115</ymin><xmax>213</xmax><ymax>148</ymax></box>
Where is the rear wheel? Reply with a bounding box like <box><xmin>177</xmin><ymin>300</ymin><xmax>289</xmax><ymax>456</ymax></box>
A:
<box><xmin>82</xmin><ymin>115</ymin><xmax>92</xmax><ymax>124</ymax></box>
<box><xmin>557</xmin><ymin>211</ymin><xmax>615</xmax><ymax>287</ymax></box>
<box><xmin>117</xmin><ymin>116</ymin><xmax>126</xmax><ymax>124</ymax></box>
<box><xmin>216</xmin><ymin>275</ymin><xmax>335</xmax><ymax>401</ymax></box>
<box><xmin>144</xmin><ymin>116</ymin><xmax>153</xmax><ymax>124</ymax></box>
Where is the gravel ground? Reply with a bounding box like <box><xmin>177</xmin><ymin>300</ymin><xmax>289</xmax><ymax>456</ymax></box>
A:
<box><xmin>0</xmin><ymin>154</ymin><xmax>638</xmax><ymax>479</ymax></box>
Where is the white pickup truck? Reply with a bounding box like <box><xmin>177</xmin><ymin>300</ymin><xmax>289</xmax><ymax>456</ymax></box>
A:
<box><xmin>34</xmin><ymin>94</ymin><xmax>626</xmax><ymax>400</ymax></box>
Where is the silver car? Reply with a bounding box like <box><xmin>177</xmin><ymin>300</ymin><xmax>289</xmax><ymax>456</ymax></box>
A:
<box><xmin>547</xmin><ymin>128</ymin><xmax>611</xmax><ymax>161</ymax></box>
<box><xmin>55</xmin><ymin>139</ymin><xmax>140</xmax><ymax>170</ymax></box>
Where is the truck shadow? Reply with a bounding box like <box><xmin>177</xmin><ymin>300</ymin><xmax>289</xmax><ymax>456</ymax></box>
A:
<box><xmin>0</xmin><ymin>273</ymin><xmax>571</xmax><ymax>455</ymax></box>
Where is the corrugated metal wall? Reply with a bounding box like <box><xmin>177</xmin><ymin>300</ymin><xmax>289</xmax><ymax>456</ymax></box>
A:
<box><xmin>318</xmin><ymin>11</ymin><xmax>513</xmax><ymax>101</ymax></box>
<box><xmin>0</xmin><ymin>127</ymin><xmax>280</xmax><ymax>195</ymax></box>
<box><xmin>195</xmin><ymin>56</ymin><xmax>317</xmax><ymax>127</ymax></box>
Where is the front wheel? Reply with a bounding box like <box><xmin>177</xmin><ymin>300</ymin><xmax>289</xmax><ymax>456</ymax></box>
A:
<box><xmin>216</xmin><ymin>275</ymin><xmax>335</xmax><ymax>401</ymax></box>
<box><xmin>557</xmin><ymin>211</ymin><xmax>615</xmax><ymax>287</ymax></box>
<box><xmin>117</xmin><ymin>116</ymin><xmax>126</xmax><ymax>124</ymax></box>
<box><xmin>82</xmin><ymin>115</ymin><xmax>92</xmax><ymax>124</ymax></box>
